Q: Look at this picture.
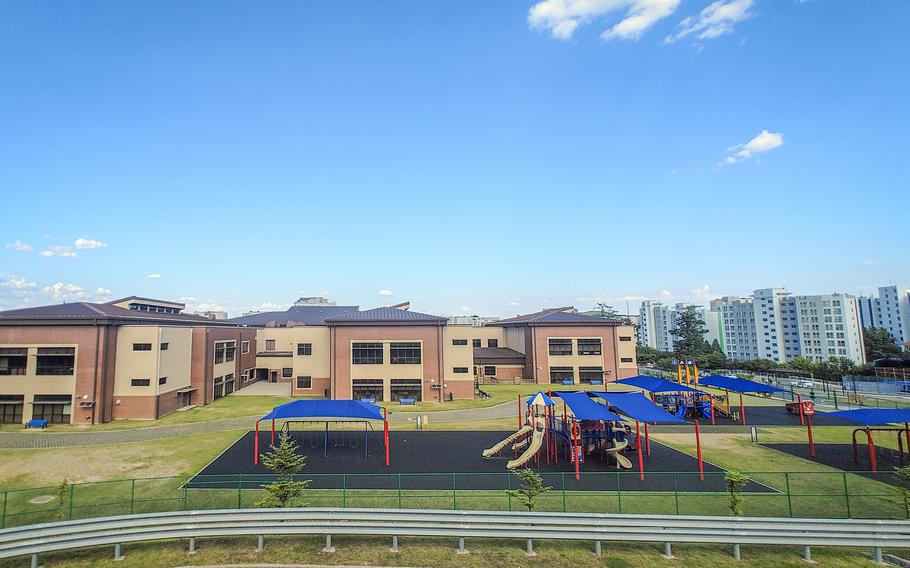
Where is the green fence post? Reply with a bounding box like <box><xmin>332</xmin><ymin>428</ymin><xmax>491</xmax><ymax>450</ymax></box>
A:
<box><xmin>237</xmin><ymin>473</ymin><xmax>243</xmax><ymax>509</ymax></box>
<box><xmin>68</xmin><ymin>483</ymin><xmax>74</xmax><ymax>520</ymax></box>
<box><xmin>562</xmin><ymin>473</ymin><xmax>567</xmax><ymax>512</ymax></box>
<box><xmin>452</xmin><ymin>473</ymin><xmax>457</xmax><ymax>510</ymax></box>
<box><xmin>342</xmin><ymin>474</ymin><xmax>347</xmax><ymax>508</ymax></box>
<box><xmin>616</xmin><ymin>472</ymin><xmax>622</xmax><ymax>514</ymax></box>
<box><xmin>129</xmin><ymin>479</ymin><xmax>136</xmax><ymax>515</ymax></box>
<box><xmin>397</xmin><ymin>474</ymin><xmax>402</xmax><ymax>508</ymax></box>
<box><xmin>784</xmin><ymin>473</ymin><xmax>793</xmax><ymax>518</ymax></box>
<box><xmin>843</xmin><ymin>472</ymin><xmax>852</xmax><ymax>518</ymax></box>
<box><xmin>183</xmin><ymin>484</ymin><xmax>188</xmax><ymax>511</ymax></box>
<box><xmin>507</xmin><ymin>473</ymin><xmax>512</xmax><ymax>511</ymax></box>
<box><xmin>674</xmin><ymin>472</ymin><xmax>680</xmax><ymax>515</ymax></box>
<box><xmin>1</xmin><ymin>491</ymin><xmax>7</xmax><ymax>529</ymax></box>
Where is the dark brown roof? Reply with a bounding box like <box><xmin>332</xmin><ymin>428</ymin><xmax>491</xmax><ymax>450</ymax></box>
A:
<box><xmin>326</xmin><ymin>307</ymin><xmax>447</xmax><ymax>325</ymax></box>
<box><xmin>473</xmin><ymin>347</ymin><xmax>526</xmax><ymax>365</ymax></box>
<box><xmin>493</xmin><ymin>307</ymin><xmax>622</xmax><ymax>327</ymax></box>
<box><xmin>106</xmin><ymin>296</ymin><xmax>186</xmax><ymax>307</ymax></box>
<box><xmin>0</xmin><ymin>302</ymin><xmax>236</xmax><ymax>326</ymax></box>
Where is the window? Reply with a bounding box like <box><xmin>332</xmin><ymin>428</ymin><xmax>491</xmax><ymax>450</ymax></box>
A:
<box><xmin>241</xmin><ymin>341</ymin><xmax>250</xmax><ymax>354</ymax></box>
<box><xmin>579</xmin><ymin>366</ymin><xmax>603</xmax><ymax>384</ymax></box>
<box><xmin>224</xmin><ymin>373</ymin><xmax>235</xmax><ymax>395</ymax></box>
<box><xmin>352</xmin><ymin>379</ymin><xmax>384</xmax><ymax>401</ymax></box>
<box><xmin>160</xmin><ymin>343</ymin><xmax>170</xmax><ymax>351</ymax></box>
<box><xmin>158</xmin><ymin>377</ymin><xmax>167</xmax><ymax>385</ymax></box>
<box><xmin>297</xmin><ymin>343</ymin><xmax>312</xmax><ymax>356</ymax></box>
<box><xmin>282</xmin><ymin>368</ymin><xmax>292</xmax><ymax>378</ymax></box>
<box><xmin>0</xmin><ymin>348</ymin><xmax>27</xmax><ymax>376</ymax></box>
<box><xmin>132</xmin><ymin>343</ymin><xmax>152</xmax><ymax>351</ymax></box>
<box><xmin>131</xmin><ymin>378</ymin><xmax>151</xmax><ymax>387</ymax></box>
<box><xmin>225</xmin><ymin>342</ymin><xmax>236</xmax><ymax>362</ymax></box>
<box><xmin>550</xmin><ymin>366</ymin><xmax>574</xmax><ymax>384</ymax></box>
<box><xmin>620</xmin><ymin>357</ymin><xmax>634</xmax><ymax>363</ymax></box>
<box><xmin>453</xmin><ymin>367</ymin><xmax>469</xmax><ymax>373</ymax></box>
<box><xmin>32</xmin><ymin>395</ymin><xmax>71</xmax><ymax>424</ymax></box>
<box><xmin>213</xmin><ymin>376</ymin><xmax>224</xmax><ymax>399</ymax></box>
<box><xmin>353</xmin><ymin>343</ymin><xmax>383</xmax><ymax>364</ymax></box>
<box><xmin>473</xmin><ymin>339</ymin><xmax>482</xmax><ymax>348</ymax></box>
<box><xmin>391</xmin><ymin>379</ymin><xmax>422</xmax><ymax>402</ymax></box>
<box><xmin>452</xmin><ymin>339</ymin><xmax>468</xmax><ymax>346</ymax></box>
<box><xmin>265</xmin><ymin>339</ymin><xmax>276</xmax><ymax>351</ymax></box>
<box><xmin>296</xmin><ymin>376</ymin><xmax>312</xmax><ymax>389</ymax></box>
<box><xmin>487</xmin><ymin>339</ymin><xmax>498</xmax><ymax>348</ymax></box>
<box><xmin>481</xmin><ymin>366</ymin><xmax>495</xmax><ymax>376</ymax></box>
<box><xmin>36</xmin><ymin>347</ymin><xmax>75</xmax><ymax>376</ymax></box>
<box><xmin>619</xmin><ymin>336</ymin><xmax>632</xmax><ymax>342</ymax></box>
<box><xmin>0</xmin><ymin>395</ymin><xmax>24</xmax><ymax>424</ymax></box>
<box><xmin>548</xmin><ymin>339</ymin><xmax>573</xmax><ymax>356</ymax></box>
<box><xmin>215</xmin><ymin>343</ymin><xmax>225</xmax><ymax>364</ymax></box>
<box><xmin>577</xmin><ymin>339</ymin><xmax>602</xmax><ymax>355</ymax></box>
<box><xmin>390</xmin><ymin>342</ymin><xmax>421</xmax><ymax>364</ymax></box>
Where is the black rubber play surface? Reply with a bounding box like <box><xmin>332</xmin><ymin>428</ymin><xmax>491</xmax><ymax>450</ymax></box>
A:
<box><xmin>764</xmin><ymin>443</ymin><xmax>907</xmax><ymax>486</ymax></box>
<box><xmin>188</xmin><ymin>430</ymin><xmax>774</xmax><ymax>493</ymax></box>
<box><xmin>696</xmin><ymin>404</ymin><xmax>852</xmax><ymax>427</ymax></box>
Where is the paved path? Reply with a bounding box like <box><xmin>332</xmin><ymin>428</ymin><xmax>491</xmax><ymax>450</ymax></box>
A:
<box><xmin>0</xmin><ymin>402</ymin><xmax>517</xmax><ymax>450</ymax></box>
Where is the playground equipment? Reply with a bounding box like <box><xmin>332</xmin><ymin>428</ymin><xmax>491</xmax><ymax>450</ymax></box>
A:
<box><xmin>817</xmin><ymin>408</ymin><xmax>910</xmax><ymax>473</ymax></box>
<box><xmin>699</xmin><ymin>375</ymin><xmax>788</xmax><ymax>426</ymax></box>
<box><xmin>675</xmin><ymin>359</ymin><xmax>700</xmax><ymax>385</ymax></box>
<box><xmin>653</xmin><ymin>392</ymin><xmax>713</xmax><ymax>421</ymax></box>
<box><xmin>483</xmin><ymin>391</ymin><xmax>554</xmax><ymax>469</ymax></box>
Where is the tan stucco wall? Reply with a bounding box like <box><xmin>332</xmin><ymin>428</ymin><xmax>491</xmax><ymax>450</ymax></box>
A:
<box><xmin>156</xmin><ymin>327</ymin><xmax>193</xmax><ymax>394</ymax></box>
<box><xmin>0</xmin><ymin>342</ymin><xmax>78</xmax><ymax>423</ymax></box>
<box><xmin>113</xmin><ymin>326</ymin><xmax>160</xmax><ymax>397</ymax></box>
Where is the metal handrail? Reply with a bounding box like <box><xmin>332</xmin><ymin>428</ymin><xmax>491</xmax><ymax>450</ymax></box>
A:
<box><xmin>2</xmin><ymin>507</ymin><xmax>910</xmax><ymax>565</ymax></box>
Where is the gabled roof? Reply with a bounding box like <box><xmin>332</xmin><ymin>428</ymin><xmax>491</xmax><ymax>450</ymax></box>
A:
<box><xmin>326</xmin><ymin>307</ymin><xmax>447</xmax><ymax>325</ymax></box>
<box><xmin>493</xmin><ymin>307</ymin><xmax>622</xmax><ymax>327</ymax></box>
<box><xmin>0</xmin><ymin>302</ymin><xmax>236</xmax><ymax>326</ymax></box>
<box><xmin>473</xmin><ymin>347</ymin><xmax>526</xmax><ymax>365</ymax></box>
<box><xmin>229</xmin><ymin>306</ymin><xmax>360</xmax><ymax>326</ymax></box>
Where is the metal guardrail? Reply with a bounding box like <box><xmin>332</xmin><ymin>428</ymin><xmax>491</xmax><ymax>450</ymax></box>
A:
<box><xmin>3</xmin><ymin>507</ymin><xmax>910</xmax><ymax>566</ymax></box>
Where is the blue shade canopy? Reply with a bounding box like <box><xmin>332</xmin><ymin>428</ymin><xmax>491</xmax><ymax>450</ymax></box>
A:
<box><xmin>525</xmin><ymin>391</ymin><xmax>556</xmax><ymax>407</ymax></box>
<box><xmin>260</xmin><ymin>399</ymin><xmax>384</xmax><ymax>422</ymax></box>
<box><xmin>615</xmin><ymin>375</ymin><xmax>702</xmax><ymax>394</ymax></box>
<box><xmin>699</xmin><ymin>375</ymin><xmax>786</xmax><ymax>394</ymax></box>
<box><xmin>590</xmin><ymin>392</ymin><xmax>686</xmax><ymax>424</ymax></box>
<box><xmin>822</xmin><ymin>408</ymin><xmax>910</xmax><ymax>426</ymax></box>
<box><xmin>553</xmin><ymin>391</ymin><xmax>625</xmax><ymax>422</ymax></box>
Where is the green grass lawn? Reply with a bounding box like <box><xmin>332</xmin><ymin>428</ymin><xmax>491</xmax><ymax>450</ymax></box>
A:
<box><xmin>0</xmin><ymin>536</ymin><xmax>887</xmax><ymax>568</ymax></box>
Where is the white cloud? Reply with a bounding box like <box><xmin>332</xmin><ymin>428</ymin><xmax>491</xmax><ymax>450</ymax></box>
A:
<box><xmin>377</xmin><ymin>289</ymin><xmax>393</xmax><ymax>297</ymax></box>
<box><xmin>660</xmin><ymin>289</ymin><xmax>674</xmax><ymax>300</ymax></box>
<box><xmin>863</xmin><ymin>260</ymin><xmax>875</xmax><ymax>267</ymax></box>
<box><xmin>146</xmin><ymin>274</ymin><xmax>161</xmax><ymax>279</ymax></box>
<box><xmin>74</xmin><ymin>237</ymin><xmax>107</xmax><ymax>250</ymax></box>
<box><xmin>690</xmin><ymin>284</ymin><xmax>715</xmax><ymax>301</ymax></box>
<box><xmin>528</xmin><ymin>0</ymin><xmax>680</xmax><ymax>41</ymax></box>
<box><xmin>259</xmin><ymin>302</ymin><xmax>289</xmax><ymax>311</ymax></box>
<box><xmin>94</xmin><ymin>287</ymin><xmax>112</xmax><ymax>297</ymax></box>
<box><xmin>39</xmin><ymin>245</ymin><xmax>77</xmax><ymax>258</ymax></box>
<box><xmin>5</xmin><ymin>240</ymin><xmax>33</xmax><ymax>252</ymax></box>
<box><xmin>42</xmin><ymin>282</ymin><xmax>87</xmax><ymax>301</ymax></box>
<box><xmin>460</xmin><ymin>306</ymin><xmax>472</xmax><ymax>312</ymax></box>
<box><xmin>0</xmin><ymin>276</ymin><xmax>37</xmax><ymax>290</ymax></box>
<box><xmin>665</xmin><ymin>0</ymin><xmax>754</xmax><ymax>43</ymax></box>
<box><xmin>620</xmin><ymin>295</ymin><xmax>648</xmax><ymax>301</ymax></box>
<box><xmin>722</xmin><ymin>129</ymin><xmax>783</xmax><ymax>165</ymax></box>
<box><xmin>507</xmin><ymin>301</ymin><xmax>521</xmax><ymax>307</ymax></box>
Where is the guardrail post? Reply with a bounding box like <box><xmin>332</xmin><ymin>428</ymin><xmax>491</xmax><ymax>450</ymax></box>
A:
<box><xmin>526</xmin><ymin>538</ymin><xmax>536</xmax><ymax>557</ymax></box>
<box><xmin>594</xmin><ymin>540</ymin><xmax>601</xmax><ymax>557</ymax></box>
<box><xmin>188</xmin><ymin>537</ymin><xmax>197</xmax><ymax>554</ymax></box>
<box><xmin>802</xmin><ymin>545</ymin><xmax>811</xmax><ymax>563</ymax></box>
<box><xmin>873</xmin><ymin>547</ymin><xmax>883</xmax><ymax>564</ymax></box>
<box><xmin>114</xmin><ymin>543</ymin><xmax>124</xmax><ymax>561</ymax></box>
<box><xmin>458</xmin><ymin>537</ymin><xmax>468</xmax><ymax>555</ymax></box>
<box><xmin>732</xmin><ymin>543</ymin><xmax>741</xmax><ymax>561</ymax></box>
<box><xmin>257</xmin><ymin>535</ymin><xmax>264</xmax><ymax>552</ymax></box>
<box><xmin>323</xmin><ymin>534</ymin><xmax>335</xmax><ymax>553</ymax></box>
<box><xmin>663</xmin><ymin>542</ymin><xmax>674</xmax><ymax>559</ymax></box>
<box><xmin>390</xmin><ymin>535</ymin><xmax>399</xmax><ymax>552</ymax></box>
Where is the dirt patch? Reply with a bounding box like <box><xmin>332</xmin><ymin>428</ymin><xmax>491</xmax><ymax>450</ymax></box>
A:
<box><xmin>651</xmin><ymin>432</ymin><xmax>750</xmax><ymax>449</ymax></box>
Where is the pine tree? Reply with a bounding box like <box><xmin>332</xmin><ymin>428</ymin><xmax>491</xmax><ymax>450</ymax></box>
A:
<box><xmin>506</xmin><ymin>468</ymin><xmax>552</xmax><ymax>512</ymax></box>
<box><xmin>256</xmin><ymin>431</ymin><xmax>311</xmax><ymax>508</ymax></box>
<box><xmin>670</xmin><ymin>306</ymin><xmax>708</xmax><ymax>361</ymax></box>
<box><xmin>724</xmin><ymin>471</ymin><xmax>749</xmax><ymax>516</ymax></box>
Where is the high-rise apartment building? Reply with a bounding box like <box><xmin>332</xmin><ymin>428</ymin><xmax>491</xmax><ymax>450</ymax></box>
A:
<box><xmin>858</xmin><ymin>285</ymin><xmax>910</xmax><ymax>348</ymax></box>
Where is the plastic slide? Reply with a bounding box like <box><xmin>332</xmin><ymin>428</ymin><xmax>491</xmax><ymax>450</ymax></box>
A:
<box><xmin>604</xmin><ymin>439</ymin><xmax>633</xmax><ymax>469</ymax></box>
<box><xmin>482</xmin><ymin>425</ymin><xmax>533</xmax><ymax>458</ymax></box>
<box><xmin>506</xmin><ymin>417</ymin><xmax>546</xmax><ymax>469</ymax></box>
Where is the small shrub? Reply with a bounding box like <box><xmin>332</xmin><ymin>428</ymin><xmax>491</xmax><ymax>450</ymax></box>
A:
<box><xmin>725</xmin><ymin>470</ymin><xmax>749</xmax><ymax>517</ymax></box>
<box><xmin>506</xmin><ymin>468</ymin><xmax>552</xmax><ymax>512</ymax></box>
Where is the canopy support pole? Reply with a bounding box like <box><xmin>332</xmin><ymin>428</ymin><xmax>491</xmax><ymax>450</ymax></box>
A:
<box><xmin>739</xmin><ymin>393</ymin><xmax>746</xmax><ymax>426</ymax></box>
<box><xmin>635</xmin><ymin>420</ymin><xmax>644</xmax><ymax>481</ymax></box>
<box><xmin>695</xmin><ymin>419</ymin><xmax>704</xmax><ymax>481</ymax></box>
<box><xmin>797</xmin><ymin>394</ymin><xmax>805</xmax><ymax>426</ymax></box>
<box><xmin>383</xmin><ymin>407</ymin><xmax>390</xmax><ymax>466</ymax></box>
<box><xmin>806</xmin><ymin>414</ymin><xmax>815</xmax><ymax>458</ymax></box>
<box><xmin>709</xmin><ymin>395</ymin><xmax>715</xmax><ymax>426</ymax></box>
<box><xmin>572</xmin><ymin>419</ymin><xmax>580</xmax><ymax>481</ymax></box>
<box><xmin>271</xmin><ymin>419</ymin><xmax>275</xmax><ymax>445</ymax></box>
<box><xmin>254</xmin><ymin>420</ymin><xmax>260</xmax><ymax>464</ymax></box>
<box><xmin>644</xmin><ymin>422</ymin><xmax>651</xmax><ymax>457</ymax></box>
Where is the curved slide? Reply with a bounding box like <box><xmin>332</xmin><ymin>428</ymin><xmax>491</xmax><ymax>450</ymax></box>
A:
<box><xmin>604</xmin><ymin>439</ymin><xmax>632</xmax><ymax>469</ymax></box>
<box><xmin>506</xmin><ymin>417</ymin><xmax>546</xmax><ymax>469</ymax></box>
<box><xmin>482</xmin><ymin>425</ymin><xmax>532</xmax><ymax>458</ymax></box>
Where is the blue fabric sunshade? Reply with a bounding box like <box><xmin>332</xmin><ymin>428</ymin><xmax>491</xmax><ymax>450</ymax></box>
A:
<box><xmin>615</xmin><ymin>375</ymin><xmax>702</xmax><ymax>393</ymax></box>
<box><xmin>822</xmin><ymin>408</ymin><xmax>910</xmax><ymax>426</ymax></box>
<box><xmin>260</xmin><ymin>399</ymin><xmax>384</xmax><ymax>422</ymax></box>
<box><xmin>699</xmin><ymin>375</ymin><xmax>786</xmax><ymax>394</ymax></box>
<box><xmin>590</xmin><ymin>392</ymin><xmax>685</xmax><ymax>424</ymax></box>
<box><xmin>525</xmin><ymin>391</ymin><xmax>556</xmax><ymax>407</ymax></box>
<box><xmin>552</xmin><ymin>391</ymin><xmax>624</xmax><ymax>421</ymax></box>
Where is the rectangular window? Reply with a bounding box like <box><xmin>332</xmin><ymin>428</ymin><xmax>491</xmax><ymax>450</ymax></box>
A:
<box><xmin>296</xmin><ymin>376</ymin><xmax>312</xmax><ymax>389</ymax></box>
<box><xmin>391</xmin><ymin>379</ymin><xmax>422</xmax><ymax>402</ymax></box>
<box><xmin>453</xmin><ymin>367</ymin><xmax>469</xmax><ymax>373</ymax></box>
<box><xmin>577</xmin><ymin>339</ymin><xmax>602</xmax><ymax>355</ymax></box>
<box><xmin>282</xmin><ymin>368</ymin><xmax>292</xmax><ymax>378</ymax></box>
<box><xmin>133</xmin><ymin>343</ymin><xmax>152</xmax><ymax>351</ymax></box>
<box><xmin>0</xmin><ymin>348</ymin><xmax>27</xmax><ymax>376</ymax></box>
<box><xmin>225</xmin><ymin>342</ymin><xmax>236</xmax><ymax>362</ymax></box>
<box><xmin>473</xmin><ymin>339</ymin><xmax>482</xmax><ymax>348</ymax></box>
<box><xmin>620</xmin><ymin>357</ymin><xmax>634</xmax><ymax>363</ymax></box>
<box><xmin>215</xmin><ymin>342</ymin><xmax>225</xmax><ymax>364</ymax></box>
<box><xmin>619</xmin><ymin>336</ymin><xmax>632</xmax><ymax>342</ymax></box>
<box><xmin>160</xmin><ymin>343</ymin><xmax>169</xmax><ymax>351</ymax></box>
<box><xmin>158</xmin><ymin>377</ymin><xmax>167</xmax><ymax>385</ymax></box>
<box><xmin>579</xmin><ymin>366</ymin><xmax>603</xmax><ymax>384</ymax></box>
<box><xmin>549</xmin><ymin>366</ymin><xmax>574</xmax><ymax>384</ymax></box>
<box><xmin>0</xmin><ymin>395</ymin><xmax>24</xmax><ymax>424</ymax></box>
<box><xmin>224</xmin><ymin>373</ymin><xmax>235</xmax><ymax>395</ymax></box>
<box><xmin>352</xmin><ymin>379</ymin><xmax>384</xmax><ymax>401</ymax></box>
<box><xmin>265</xmin><ymin>339</ymin><xmax>276</xmax><ymax>351</ymax></box>
<box><xmin>484</xmin><ymin>366</ymin><xmax>496</xmax><ymax>376</ymax></box>
<box><xmin>548</xmin><ymin>339</ymin><xmax>573</xmax><ymax>356</ymax></box>
<box><xmin>241</xmin><ymin>341</ymin><xmax>250</xmax><ymax>354</ymax></box>
<box><xmin>390</xmin><ymin>342</ymin><xmax>421</xmax><ymax>364</ymax></box>
<box><xmin>452</xmin><ymin>339</ymin><xmax>468</xmax><ymax>346</ymax></box>
<box><xmin>131</xmin><ymin>378</ymin><xmax>151</xmax><ymax>387</ymax></box>
<box><xmin>35</xmin><ymin>347</ymin><xmax>75</xmax><ymax>376</ymax></box>
<box><xmin>297</xmin><ymin>343</ymin><xmax>312</xmax><ymax>356</ymax></box>
<box><xmin>32</xmin><ymin>395</ymin><xmax>71</xmax><ymax>424</ymax></box>
<box><xmin>213</xmin><ymin>376</ymin><xmax>224</xmax><ymax>400</ymax></box>
<box><xmin>353</xmin><ymin>342</ymin><xmax>383</xmax><ymax>364</ymax></box>
<box><xmin>487</xmin><ymin>339</ymin><xmax>498</xmax><ymax>348</ymax></box>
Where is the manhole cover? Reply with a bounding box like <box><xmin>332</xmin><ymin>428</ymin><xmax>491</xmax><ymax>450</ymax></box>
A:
<box><xmin>28</xmin><ymin>495</ymin><xmax>56</xmax><ymax>504</ymax></box>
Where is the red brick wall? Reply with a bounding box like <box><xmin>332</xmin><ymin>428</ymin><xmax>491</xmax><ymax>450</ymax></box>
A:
<box><xmin>531</xmin><ymin>325</ymin><xmax>622</xmax><ymax>384</ymax></box>
<box><xmin>111</xmin><ymin>395</ymin><xmax>156</xmax><ymax>420</ymax></box>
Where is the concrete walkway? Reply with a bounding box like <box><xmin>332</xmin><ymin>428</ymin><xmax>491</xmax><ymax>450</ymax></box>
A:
<box><xmin>230</xmin><ymin>382</ymin><xmax>291</xmax><ymax>396</ymax></box>
<box><xmin>0</xmin><ymin>401</ymin><xmax>517</xmax><ymax>450</ymax></box>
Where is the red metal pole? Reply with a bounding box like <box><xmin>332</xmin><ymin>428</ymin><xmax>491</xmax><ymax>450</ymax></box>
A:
<box><xmin>709</xmin><ymin>394</ymin><xmax>715</xmax><ymax>426</ymax></box>
<box><xmin>852</xmin><ymin>430</ymin><xmax>859</xmax><ymax>464</ymax></box>
<box><xmin>866</xmin><ymin>427</ymin><xmax>877</xmax><ymax>474</ymax></box>
<box><xmin>271</xmin><ymin>419</ymin><xmax>275</xmax><ymax>445</ymax></box>
<box><xmin>806</xmin><ymin>414</ymin><xmax>815</xmax><ymax>458</ymax></box>
<box><xmin>572</xmin><ymin>420</ymin><xmax>580</xmax><ymax>481</ymax></box>
<box><xmin>644</xmin><ymin>422</ymin><xmax>651</xmax><ymax>457</ymax></box>
<box><xmin>739</xmin><ymin>393</ymin><xmax>746</xmax><ymax>426</ymax></box>
<box><xmin>695</xmin><ymin>419</ymin><xmax>704</xmax><ymax>481</ymax></box>
<box><xmin>383</xmin><ymin>407</ymin><xmax>390</xmax><ymax>466</ymax></box>
<box><xmin>797</xmin><ymin>393</ymin><xmax>805</xmax><ymax>426</ymax></box>
<box><xmin>635</xmin><ymin>420</ymin><xmax>644</xmax><ymax>481</ymax></box>
<box><xmin>254</xmin><ymin>420</ymin><xmax>260</xmax><ymax>465</ymax></box>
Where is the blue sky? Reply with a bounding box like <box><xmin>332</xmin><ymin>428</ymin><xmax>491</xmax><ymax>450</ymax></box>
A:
<box><xmin>1</xmin><ymin>0</ymin><xmax>908</xmax><ymax>317</ymax></box>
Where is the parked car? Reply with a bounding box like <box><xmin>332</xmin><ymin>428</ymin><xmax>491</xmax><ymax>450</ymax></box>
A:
<box><xmin>790</xmin><ymin>379</ymin><xmax>814</xmax><ymax>389</ymax></box>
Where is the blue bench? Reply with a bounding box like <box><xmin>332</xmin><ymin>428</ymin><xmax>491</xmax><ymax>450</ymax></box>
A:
<box><xmin>590</xmin><ymin>379</ymin><xmax>603</xmax><ymax>385</ymax></box>
<box><xmin>562</xmin><ymin>380</ymin><xmax>574</xmax><ymax>385</ymax></box>
<box><xmin>26</xmin><ymin>419</ymin><xmax>48</xmax><ymax>429</ymax></box>
<box><xmin>399</xmin><ymin>397</ymin><xmax>416</xmax><ymax>406</ymax></box>
<box><xmin>360</xmin><ymin>397</ymin><xmax>376</xmax><ymax>404</ymax></box>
